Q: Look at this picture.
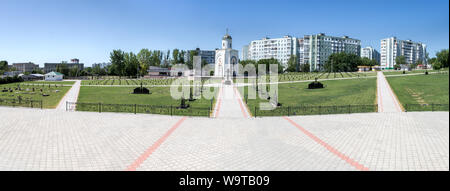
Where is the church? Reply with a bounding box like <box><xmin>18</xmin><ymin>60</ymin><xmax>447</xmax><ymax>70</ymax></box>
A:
<box><xmin>214</xmin><ymin>31</ymin><xmax>239</xmax><ymax>78</ymax></box>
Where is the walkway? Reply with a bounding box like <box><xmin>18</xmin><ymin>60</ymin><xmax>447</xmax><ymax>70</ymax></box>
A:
<box><xmin>212</xmin><ymin>81</ymin><xmax>250</xmax><ymax>118</ymax></box>
<box><xmin>0</xmin><ymin>107</ymin><xmax>448</xmax><ymax>171</ymax></box>
<box><xmin>377</xmin><ymin>72</ymin><xmax>403</xmax><ymax>112</ymax></box>
<box><xmin>56</xmin><ymin>80</ymin><xmax>81</xmax><ymax>111</ymax></box>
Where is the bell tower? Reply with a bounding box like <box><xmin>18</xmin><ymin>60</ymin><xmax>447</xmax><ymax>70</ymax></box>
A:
<box><xmin>222</xmin><ymin>28</ymin><xmax>232</xmax><ymax>49</ymax></box>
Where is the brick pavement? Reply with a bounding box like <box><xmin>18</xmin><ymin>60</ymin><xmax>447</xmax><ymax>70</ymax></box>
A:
<box><xmin>0</xmin><ymin>107</ymin><xmax>447</xmax><ymax>171</ymax></box>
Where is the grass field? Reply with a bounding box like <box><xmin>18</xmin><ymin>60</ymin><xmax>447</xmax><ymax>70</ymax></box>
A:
<box><xmin>233</xmin><ymin>72</ymin><xmax>377</xmax><ymax>84</ymax></box>
<box><xmin>22</xmin><ymin>81</ymin><xmax>76</xmax><ymax>85</ymax></box>
<box><xmin>0</xmin><ymin>82</ymin><xmax>72</xmax><ymax>108</ymax></box>
<box><xmin>239</xmin><ymin>78</ymin><xmax>377</xmax><ymax>116</ymax></box>
<box><xmin>81</xmin><ymin>78</ymin><xmax>177</xmax><ymax>86</ymax></box>
<box><xmin>386</xmin><ymin>73</ymin><xmax>449</xmax><ymax>111</ymax></box>
<box><xmin>76</xmin><ymin>86</ymin><xmax>217</xmax><ymax>116</ymax></box>
<box><xmin>382</xmin><ymin>69</ymin><xmax>443</xmax><ymax>76</ymax></box>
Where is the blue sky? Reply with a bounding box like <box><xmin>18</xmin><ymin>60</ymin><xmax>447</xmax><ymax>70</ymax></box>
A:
<box><xmin>0</xmin><ymin>0</ymin><xmax>448</xmax><ymax>66</ymax></box>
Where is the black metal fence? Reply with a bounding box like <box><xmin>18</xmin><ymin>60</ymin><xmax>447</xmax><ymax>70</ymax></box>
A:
<box><xmin>254</xmin><ymin>104</ymin><xmax>378</xmax><ymax>117</ymax></box>
<box><xmin>404</xmin><ymin>103</ymin><xmax>449</xmax><ymax>112</ymax></box>
<box><xmin>67</xmin><ymin>102</ymin><xmax>212</xmax><ymax>117</ymax></box>
<box><xmin>0</xmin><ymin>98</ymin><xmax>43</xmax><ymax>109</ymax></box>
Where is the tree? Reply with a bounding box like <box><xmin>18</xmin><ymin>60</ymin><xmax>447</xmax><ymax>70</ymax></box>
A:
<box><xmin>0</xmin><ymin>60</ymin><xmax>9</xmax><ymax>75</ymax></box>
<box><xmin>257</xmin><ymin>58</ymin><xmax>283</xmax><ymax>74</ymax></box>
<box><xmin>69</xmin><ymin>67</ymin><xmax>79</xmax><ymax>77</ymax></box>
<box><xmin>187</xmin><ymin>50</ymin><xmax>199</xmax><ymax>69</ymax></box>
<box><xmin>110</xmin><ymin>49</ymin><xmax>126</xmax><ymax>76</ymax></box>
<box><xmin>239</xmin><ymin>60</ymin><xmax>256</xmax><ymax>68</ymax></box>
<box><xmin>201</xmin><ymin>60</ymin><xmax>209</xmax><ymax>67</ymax></box>
<box><xmin>395</xmin><ymin>55</ymin><xmax>407</xmax><ymax>69</ymax></box>
<box><xmin>149</xmin><ymin>50</ymin><xmax>162</xmax><ymax>67</ymax></box>
<box><xmin>137</xmin><ymin>49</ymin><xmax>152</xmax><ymax>76</ymax></box>
<box><xmin>286</xmin><ymin>55</ymin><xmax>298</xmax><ymax>72</ymax></box>
<box><xmin>300</xmin><ymin>63</ymin><xmax>310</xmax><ymax>72</ymax></box>
<box><xmin>412</xmin><ymin>60</ymin><xmax>423</xmax><ymax>69</ymax></box>
<box><xmin>124</xmin><ymin>52</ymin><xmax>139</xmax><ymax>77</ymax></box>
<box><xmin>31</xmin><ymin>68</ymin><xmax>44</xmax><ymax>74</ymax></box>
<box><xmin>172</xmin><ymin>49</ymin><xmax>180</xmax><ymax>65</ymax></box>
<box><xmin>361</xmin><ymin>57</ymin><xmax>377</xmax><ymax>67</ymax></box>
<box><xmin>0</xmin><ymin>61</ymin><xmax>8</xmax><ymax>71</ymax></box>
<box><xmin>324</xmin><ymin>52</ymin><xmax>361</xmax><ymax>72</ymax></box>
<box><xmin>436</xmin><ymin>49</ymin><xmax>449</xmax><ymax>68</ymax></box>
<box><xmin>56</xmin><ymin>63</ymin><xmax>69</xmax><ymax>76</ymax></box>
<box><xmin>179</xmin><ymin>50</ymin><xmax>186</xmax><ymax>64</ymax></box>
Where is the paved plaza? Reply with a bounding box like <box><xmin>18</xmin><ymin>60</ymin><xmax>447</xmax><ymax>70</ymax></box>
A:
<box><xmin>0</xmin><ymin>107</ymin><xmax>448</xmax><ymax>171</ymax></box>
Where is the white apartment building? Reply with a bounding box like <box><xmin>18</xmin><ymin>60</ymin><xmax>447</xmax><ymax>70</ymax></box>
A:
<box><xmin>380</xmin><ymin>37</ymin><xmax>427</xmax><ymax>69</ymax></box>
<box><xmin>242</xmin><ymin>45</ymin><xmax>249</xmax><ymax>61</ymax></box>
<box><xmin>302</xmin><ymin>33</ymin><xmax>361</xmax><ymax>71</ymax></box>
<box><xmin>247</xmin><ymin>35</ymin><xmax>299</xmax><ymax>69</ymax></box>
<box><xmin>361</xmin><ymin>46</ymin><xmax>381</xmax><ymax>64</ymax></box>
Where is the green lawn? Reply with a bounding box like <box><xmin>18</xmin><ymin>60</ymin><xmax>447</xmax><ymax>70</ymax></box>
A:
<box><xmin>239</xmin><ymin>78</ymin><xmax>377</xmax><ymax>116</ymax></box>
<box><xmin>383</xmin><ymin>69</ymin><xmax>435</xmax><ymax>76</ymax></box>
<box><xmin>386</xmin><ymin>73</ymin><xmax>449</xmax><ymax>111</ymax></box>
<box><xmin>22</xmin><ymin>81</ymin><xmax>76</xmax><ymax>85</ymax></box>
<box><xmin>0</xmin><ymin>82</ymin><xmax>72</xmax><ymax>108</ymax></box>
<box><xmin>81</xmin><ymin>78</ymin><xmax>177</xmax><ymax>86</ymax></box>
<box><xmin>76</xmin><ymin>86</ymin><xmax>217</xmax><ymax>116</ymax></box>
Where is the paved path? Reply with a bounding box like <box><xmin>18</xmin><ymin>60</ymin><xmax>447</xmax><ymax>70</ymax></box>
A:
<box><xmin>377</xmin><ymin>72</ymin><xmax>403</xmax><ymax>113</ymax></box>
<box><xmin>0</xmin><ymin>107</ymin><xmax>448</xmax><ymax>171</ymax></box>
<box><xmin>56</xmin><ymin>80</ymin><xmax>81</xmax><ymax>111</ymax></box>
<box><xmin>212</xmin><ymin>81</ymin><xmax>250</xmax><ymax>118</ymax></box>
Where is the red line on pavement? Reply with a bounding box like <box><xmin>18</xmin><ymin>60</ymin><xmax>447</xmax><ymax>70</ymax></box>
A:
<box><xmin>234</xmin><ymin>87</ymin><xmax>248</xmax><ymax>118</ymax></box>
<box><xmin>377</xmin><ymin>76</ymin><xmax>384</xmax><ymax>112</ymax></box>
<box><xmin>384</xmin><ymin>77</ymin><xmax>401</xmax><ymax>112</ymax></box>
<box><xmin>215</xmin><ymin>87</ymin><xmax>223</xmax><ymax>118</ymax></box>
<box><xmin>283</xmin><ymin>117</ymin><xmax>370</xmax><ymax>171</ymax></box>
<box><xmin>126</xmin><ymin>117</ymin><xmax>187</xmax><ymax>171</ymax></box>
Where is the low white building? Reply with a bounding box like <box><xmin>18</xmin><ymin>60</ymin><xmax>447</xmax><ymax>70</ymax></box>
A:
<box><xmin>45</xmin><ymin>71</ymin><xmax>64</xmax><ymax>81</ymax></box>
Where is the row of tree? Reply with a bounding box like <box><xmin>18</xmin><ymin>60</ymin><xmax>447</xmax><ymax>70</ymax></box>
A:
<box><xmin>429</xmin><ymin>49</ymin><xmax>449</xmax><ymax>70</ymax></box>
<box><xmin>105</xmin><ymin>48</ymin><xmax>208</xmax><ymax>77</ymax></box>
<box><xmin>239</xmin><ymin>58</ymin><xmax>284</xmax><ymax>74</ymax></box>
<box><xmin>284</xmin><ymin>52</ymin><xmax>378</xmax><ymax>73</ymax></box>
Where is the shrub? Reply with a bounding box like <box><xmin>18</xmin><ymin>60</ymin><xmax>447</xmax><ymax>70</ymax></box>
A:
<box><xmin>0</xmin><ymin>75</ymin><xmax>23</xmax><ymax>84</ymax></box>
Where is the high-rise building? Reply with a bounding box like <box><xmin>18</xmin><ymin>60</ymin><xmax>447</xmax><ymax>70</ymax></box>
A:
<box><xmin>361</xmin><ymin>46</ymin><xmax>381</xmax><ymax>64</ymax></box>
<box><xmin>241</xmin><ymin>45</ymin><xmax>249</xmax><ymax>61</ymax></box>
<box><xmin>302</xmin><ymin>33</ymin><xmax>361</xmax><ymax>71</ymax></box>
<box><xmin>247</xmin><ymin>35</ymin><xmax>299</xmax><ymax>68</ymax></box>
<box><xmin>297</xmin><ymin>38</ymin><xmax>304</xmax><ymax>66</ymax></box>
<box><xmin>184</xmin><ymin>48</ymin><xmax>216</xmax><ymax>65</ymax></box>
<box><xmin>380</xmin><ymin>37</ymin><xmax>427</xmax><ymax>69</ymax></box>
<box><xmin>12</xmin><ymin>62</ymin><xmax>39</xmax><ymax>73</ymax></box>
<box><xmin>44</xmin><ymin>59</ymin><xmax>84</xmax><ymax>73</ymax></box>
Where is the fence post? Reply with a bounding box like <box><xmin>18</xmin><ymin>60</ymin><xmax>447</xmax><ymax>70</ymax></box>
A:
<box><xmin>99</xmin><ymin>103</ymin><xmax>102</xmax><ymax>113</ymax></box>
<box><xmin>134</xmin><ymin>104</ymin><xmax>137</xmax><ymax>114</ymax></box>
<box><xmin>30</xmin><ymin>100</ymin><xmax>33</xmax><ymax>108</ymax></box>
<box><xmin>348</xmin><ymin>105</ymin><xmax>351</xmax><ymax>114</ymax></box>
<box><xmin>41</xmin><ymin>100</ymin><xmax>43</xmax><ymax>109</ymax></box>
<box><xmin>170</xmin><ymin>105</ymin><xmax>173</xmax><ymax>116</ymax></box>
<box><xmin>255</xmin><ymin>106</ymin><xmax>257</xmax><ymax>118</ymax></box>
<box><xmin>66</xmin><ymin>101</ymin><xmax>68</xmax><ymax>111</ymax></box>
<box><xmin>431</xmin><ymin>103</ymin><xmax>434</xmax><ymax>112</ymax></box>
<box><xmin>288</xmin><ymin>106</ymin><xmax>290</xmax><ymax>116</ymax></box>
<box><xmin>405</xmin><ymin>104</ymin><xmax>407</xmax><ymax>112</ymax></box>
<box><xmin>319</xmin><ymin>106</ymin><xmax>321</xmax><ymax>115</ymax></box>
